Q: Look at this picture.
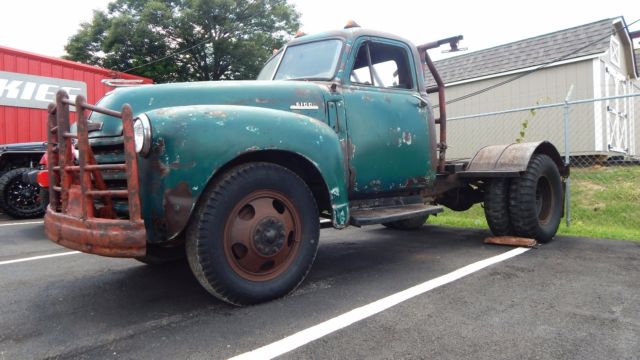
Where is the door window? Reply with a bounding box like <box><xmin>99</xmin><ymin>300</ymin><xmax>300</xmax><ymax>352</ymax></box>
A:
<box><xmin>349</xmin><ymin>41</ymin><xmax>413</xmax><ymax>89</ymax></box>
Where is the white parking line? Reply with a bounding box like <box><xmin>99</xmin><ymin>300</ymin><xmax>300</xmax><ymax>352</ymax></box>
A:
<box><xmin>0</xmin><ymin>220</ymin><xmax>44</xmax><ymax>227</ymax></box>
<box><xmin>0</xmin><ymin>251</ymin><xmax>80</xmax><ymax>266</ymax></box>
<box><xmin>230</xmin><ymin>247</ymin><xmax>530</xmax><ymax>360</ymax></box>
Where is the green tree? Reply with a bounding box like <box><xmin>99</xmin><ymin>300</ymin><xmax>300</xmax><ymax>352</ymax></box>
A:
<box><xmin>64</xmin><ymin>0</ymin><xmax>300</xmax><ymax>83</ymax></box>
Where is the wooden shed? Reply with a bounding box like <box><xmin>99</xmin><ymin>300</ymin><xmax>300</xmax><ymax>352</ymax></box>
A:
<box><xmin>429</xmin><ymin>17</ymin><xmax>639</xmax><ymax>159</ymax></box>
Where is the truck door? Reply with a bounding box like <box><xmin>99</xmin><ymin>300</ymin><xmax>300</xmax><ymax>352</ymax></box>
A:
<box><xmin>342</xmin><ymin>37</ymin><xmax>432</xmax><ymax>196</ymax></box>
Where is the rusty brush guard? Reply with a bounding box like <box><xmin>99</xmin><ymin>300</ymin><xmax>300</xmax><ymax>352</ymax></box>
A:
<box><xmin>44</xmin><ymin>90</ymin><xmax>146</xmax><ymax>257</ymax></box>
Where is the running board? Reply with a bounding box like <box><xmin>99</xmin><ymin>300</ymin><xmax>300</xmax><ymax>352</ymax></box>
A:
<box><xmin>349</xmin><ymin>204</ymin><xmax>443</xmax><ymax>226</ymax></box>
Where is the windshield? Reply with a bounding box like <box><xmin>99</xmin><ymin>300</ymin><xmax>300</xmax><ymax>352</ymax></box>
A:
<box><xmin>261</xmin><ymin>39</ymin><xmax>342</xmax><ymax>81</ymax></box>
<box><xmin>257</xmin><ymin>50</ymin><xmax>283</xmax><ymax>80</ymax></box>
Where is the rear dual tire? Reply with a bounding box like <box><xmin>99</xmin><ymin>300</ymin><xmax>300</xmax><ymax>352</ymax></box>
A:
<box><xmin>484</xmin><ymin>154</ymin><xmax>563</xmax><ymax>243</ymax></box>
<box><xmin>484</xmin><ymin>178</ymin><xmax>513</xmax><ymax>236</ymax></box>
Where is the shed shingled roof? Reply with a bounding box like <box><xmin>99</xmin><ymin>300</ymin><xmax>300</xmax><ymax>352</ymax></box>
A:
<box><xmin>430</xmin><ymin>18</ymin><xmax>615</xmax><ymax>84</ymax></box>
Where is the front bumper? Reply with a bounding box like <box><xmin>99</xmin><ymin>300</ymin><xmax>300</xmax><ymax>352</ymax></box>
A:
<box><xmin>45</xmin><ymin>207</ymin><xmax>146</xmax><ymax>257</ymax></box>
<box><xmin>44</xmin><ymin>90</ymin><xmax>146</xmax><ymax>258</ymax></box>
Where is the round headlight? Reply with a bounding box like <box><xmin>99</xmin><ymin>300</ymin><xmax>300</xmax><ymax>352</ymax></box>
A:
<box><xmin>133</xmin><ymin>114</ymin><xmax>152</xmax><ymax>156</ymax></box>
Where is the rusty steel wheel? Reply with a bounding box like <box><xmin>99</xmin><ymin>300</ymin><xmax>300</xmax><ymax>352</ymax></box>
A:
<box><xmin>224</xmin><ymin>190</ymin><xmax>302</xmax><ymax>281</ymax></box>
<box><xmin>186</xmin><ymin>162</ymin><xmax>319</xmax><ymax>306</ymax></box>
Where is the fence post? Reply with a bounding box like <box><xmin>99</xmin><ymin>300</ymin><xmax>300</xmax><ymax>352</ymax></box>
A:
<box><xmin>563</xmin><ymin>85</ymin><xmax>574</xmax><ymax>227</ymax></box>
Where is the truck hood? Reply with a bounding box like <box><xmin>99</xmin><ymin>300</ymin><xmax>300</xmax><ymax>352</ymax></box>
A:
<box><xmin>88</xmin><ymin>80</ymin><xmax>330</xmax><ymax>138</ymax></box>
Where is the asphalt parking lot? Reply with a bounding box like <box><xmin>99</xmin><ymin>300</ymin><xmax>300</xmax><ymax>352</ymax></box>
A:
<box><xmin>1</xmin><ymin>213</ymin><xmax>638</xmax><ymax>360</ymax></box>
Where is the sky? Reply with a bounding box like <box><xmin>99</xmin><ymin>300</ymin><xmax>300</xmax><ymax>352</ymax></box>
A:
<box><xmin>1</xmin><ymin>0</ymin><xmax>639</xmax><ymax>61</ymax></box>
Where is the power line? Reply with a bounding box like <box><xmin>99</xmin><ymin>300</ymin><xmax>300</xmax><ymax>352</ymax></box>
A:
<box><xmin>436</xmin><ymin>17</ymin><xmax>640</xmax><ymax>107</ymax></box>
<box><xmin>121</xmin><ymin>38</ymin><xmax>212</xmax><ymax>73</ymax></box>
<box><xmin>118</xmin><ymin>16</ymin><xmax>639</xmax><ymax>96</ymax></box>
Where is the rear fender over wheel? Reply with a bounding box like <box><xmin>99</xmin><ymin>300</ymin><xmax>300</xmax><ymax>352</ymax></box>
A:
<box><xmin>186</xmin><ymin>162</ymin><xmax>319</xmax><ymax>306</ymax></box>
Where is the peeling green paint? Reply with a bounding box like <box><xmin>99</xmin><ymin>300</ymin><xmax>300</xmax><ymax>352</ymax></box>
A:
<box><xmin>89</xmin><ymin>81</ymin><xmax>329</xmax><ymax>138</ymax></box>
<box><xmin>137</xmin><ymin>105</ymin><xmax>350</xmax><ymax>241</ymax></box>
<box><xmin>85</xmin><ymin>28</ymin><xmax>440</xmax><ymax>243</ymax></box>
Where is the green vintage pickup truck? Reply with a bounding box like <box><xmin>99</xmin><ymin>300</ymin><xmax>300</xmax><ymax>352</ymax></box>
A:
<box><xmin>44</xmin><ymin>24</ymin><xmax>568</xmax><ymax>305</ymax></box>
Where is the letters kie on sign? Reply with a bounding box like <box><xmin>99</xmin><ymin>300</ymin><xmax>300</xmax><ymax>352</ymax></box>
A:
<box><xmin>0</xmin><ymin>71</ymin><xmax>87</xmax><ymax>112</ymax></box>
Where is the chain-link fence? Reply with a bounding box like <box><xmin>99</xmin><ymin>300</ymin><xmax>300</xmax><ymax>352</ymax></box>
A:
<box><xmin>441</xmin><ymin>91</ymin><xmax>640</xmax><ymax>239</ymax></box>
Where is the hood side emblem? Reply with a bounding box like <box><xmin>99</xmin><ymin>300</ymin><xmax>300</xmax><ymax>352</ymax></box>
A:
<box><xmin>290</xmin><ymin>102</ymin><xmax>319</xmax><ymax>110</ymax></box>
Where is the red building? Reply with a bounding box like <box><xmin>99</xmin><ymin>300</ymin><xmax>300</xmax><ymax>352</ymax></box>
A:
<box><xmin>0</xmin><ymin>46</ymin><xmax>152</xmax><ymax>145</ymax></box>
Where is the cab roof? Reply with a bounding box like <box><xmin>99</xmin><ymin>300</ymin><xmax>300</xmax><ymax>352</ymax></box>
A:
<box><xmin>286</xmin><ymin>28</ymin><xmax>417</xmax><ymax>48</ymax></box>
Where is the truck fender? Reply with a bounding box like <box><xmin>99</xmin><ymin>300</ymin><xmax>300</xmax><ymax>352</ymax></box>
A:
<box><xmin>461</xmin><ymin>141</ymin><xmax>569</xmax><ymax>178</ymax></box>
<box><xmin>138</xmin><ymin>105</ymin><xmax>350</xmax><ymax>243</ymax></box>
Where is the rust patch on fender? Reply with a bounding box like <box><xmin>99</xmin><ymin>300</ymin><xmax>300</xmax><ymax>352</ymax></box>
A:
<box><xmin>168</xmin><ymin>161</ymin><xmax>196</xmax><ymax>171</ymax></box>
<box><xmin>163</xmin><ymin>181</ymin><xmax>194</xmax><ymax>238</ymax></box>
<box><xmin>152</xmin><ymin>209</ymin><xmax>167</xmax><ymax>235</ymax></box>
<box><xmin>150</xmin><ymin>138</ymin><xmax>170</xmax><ymax>177</ymax></box>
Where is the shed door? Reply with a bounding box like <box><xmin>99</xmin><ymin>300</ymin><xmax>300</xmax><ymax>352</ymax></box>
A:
<box><xmin>604</xmin><ymin>66</ymin><xmax>631</xmax><ymax>153</ymax></box>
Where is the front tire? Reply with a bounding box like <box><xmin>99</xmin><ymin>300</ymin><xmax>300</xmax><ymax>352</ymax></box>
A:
<box><xmin>0</xmin><ymin>168</ymin><xmax>45</xmax><ymax>219</ymax></box>
<box><xmin>508</xmin><ymin>154</ymin><xmax>563</xmax><ymax>242</ymax></box>
<box><xmin>186</xmin><ymin>162</ymin><xmax>319</xmax><ymax>305</ymax></box>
